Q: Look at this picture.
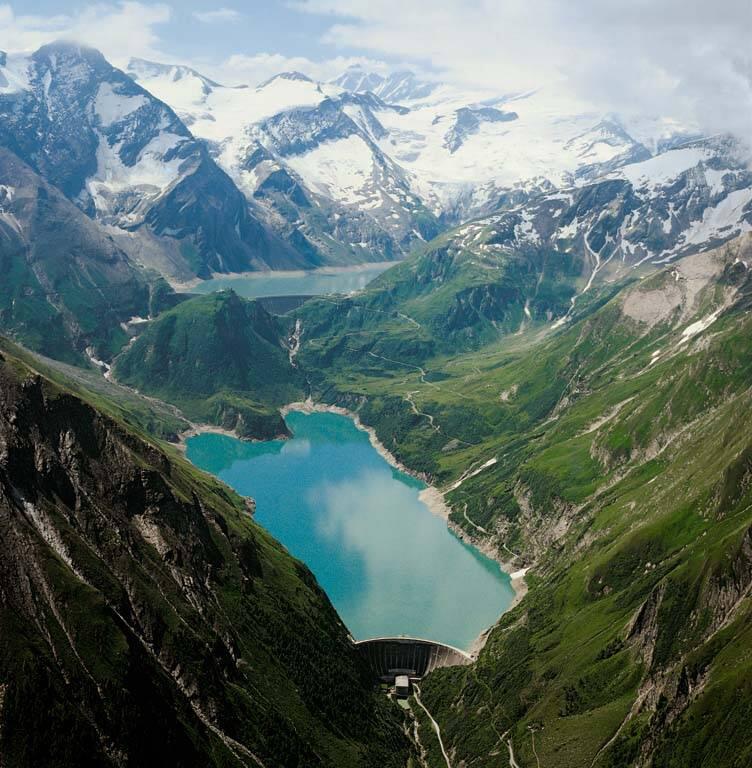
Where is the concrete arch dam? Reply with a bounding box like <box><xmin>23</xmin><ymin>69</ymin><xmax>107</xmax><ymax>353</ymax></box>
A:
<box><xmin>355</xmin><ymin>637</ymin><xmax>473</xmax><ymax>682</ymax></box>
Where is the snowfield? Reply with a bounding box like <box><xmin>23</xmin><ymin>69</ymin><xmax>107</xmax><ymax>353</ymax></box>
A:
<box><xmin>286</xmin><ymin>134</ymin><xmax>377</xmax><ymax>207</ymax></box>
<box><xmin>129</xmin><ymin>60</ymin><xmax>675</xmax><ymax>218</ymax></box>
<box><xmin>0</xmin><ymin>53</ymin><xmax>30</xmax><ymax>95</ymax></box>
<box><xmin>86</xmin><ymin>130</ymin><xmax>188</xmax><ymax>221</ymax></box>
<box><xmin>94</xmin><ymin>83</ymin><xmax>148</xmax><ymax>126</ymax></box>
<box><xmin>681</xmin><ymin>187</ymin><xmax>752</xmax><ymax>248</ymax></box>
<box><xmin>617</xmin><ymin>146</ymin><xmax>712</xmax><ymax>189</ymax></box>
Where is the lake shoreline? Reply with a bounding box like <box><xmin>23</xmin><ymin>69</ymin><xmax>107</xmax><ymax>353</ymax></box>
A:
<box><xmin>182</xmin><ymin>399</ymin><xmax>528</xmax><ymax>654</ymax></box>
<box><xmin>281</xmin><ymin>398</ymin><xmax>528</xmax><ymax>653</ymax></box>
<box><xmin>169</xmin><ymin>261</ymin><xmax>398</xmax><ymax>293</ymax></box>
<box><xmin>280</xmin><ymin>399</ymin><xmax>452</xmax><ymax>518</ymax></box>
<box><xmin>175</xmin><ymin>422</ymin><xmax>286</xmax><ymax>450</ymax></box>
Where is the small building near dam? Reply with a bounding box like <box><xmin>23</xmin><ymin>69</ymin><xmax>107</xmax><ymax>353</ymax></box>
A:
<box><xmin>394</xmin><ymin>675</ymin><xmax>411</xmax><ymax>698</ymax></box>
<box><xmin>356</xmin><ymin>636</ymin><xmax>473</xmax><ymax>684</ymax></box>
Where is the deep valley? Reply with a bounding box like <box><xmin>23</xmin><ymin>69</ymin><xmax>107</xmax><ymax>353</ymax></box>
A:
<box><xmin>0</xmin><ymin>26</ymin><xmax>750</xmax><ymax>768</ymax></box>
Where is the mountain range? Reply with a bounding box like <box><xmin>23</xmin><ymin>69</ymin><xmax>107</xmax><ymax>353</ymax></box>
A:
<box><xmin>1</xmin><ymin>42</ymin><xmax>747</xmax><ymax>299</ymax></box>
<box><xmin>1</xmin><ymin>36</ymin><xmax>752</xmax><ymax>768</ymax></box>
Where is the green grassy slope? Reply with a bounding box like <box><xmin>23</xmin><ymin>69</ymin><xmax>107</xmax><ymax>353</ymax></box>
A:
<box><xmin>418</xmin><ymin>250</ymin><xmax>752</xmax><ymax>766</ymax></box>
<box><xmin>0</xmin><ymin>148</ymin><xmax>174</xmax><ymax>364</ymax></box>
<box><xmin>0</xmin><ymin>338</ymin><xmax>410</xmax><ymax>767</ymax></box>
<box><xmin>0</xmin><ymin>337</ymin><xmax>190</xmax><ymax>442</ymax></box>
<box><xmin>293</xmin><ymin>225</ymin><xmax>604</xmax><ymax>367</ymax></box>
<box><xmin>113</xmin><ymin>291</ymin><xmax>304</xmax><ymax>439</ymax></box>
<box><xmin>291</xmin><ymin>234</ymin><xmax>752</xmax><ymax>766</ymax></box>
<box><xmin>420</xmin><ymin>342</ymin><xmax>752</xmax><ymax>766</ymax></box>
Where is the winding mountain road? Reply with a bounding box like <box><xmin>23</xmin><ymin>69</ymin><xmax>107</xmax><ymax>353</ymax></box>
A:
<box><xmin>413</xmin><ymin>684</ymin><xmax>452</xmax><ymax>768</ymax></box>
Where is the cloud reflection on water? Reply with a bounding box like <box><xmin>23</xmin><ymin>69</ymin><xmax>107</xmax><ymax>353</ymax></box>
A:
<box><xmin>187</xmin><ymin>411</ymin><xmax>513</xmax><ymax>649</ymax></box>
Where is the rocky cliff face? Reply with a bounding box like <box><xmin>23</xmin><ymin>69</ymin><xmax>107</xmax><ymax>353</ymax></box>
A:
<box><xmin>0</xmin><ymin>343</ymin><xmax>408</xmax><ymax>767</ymax></box>
<box><xmin>0</xmin><ymin>148</ymin><xmax>166</xmax><ymax>363</ymax></box>
<box><xmin>242</xmin><ymin>91</ymin><xmax>441</xmax><ymax>263</ymax></box>
<box><xmin>0</xmin><ymin>43</ymin><xmax>301</xmax><ymax>279</ymax></box>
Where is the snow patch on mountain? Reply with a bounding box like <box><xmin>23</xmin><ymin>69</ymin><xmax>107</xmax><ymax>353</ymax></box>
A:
<box><xmin>679</xmin><ymin>187</ymin><xmax>752</xmax><ymax>249</ymax></box>
<box><xmin>131</xmin><ymin>59</ymin><xmax>345</xmax><ymax>189</ymax></box>
<box><xmin>618</xmin><ymin>146</ymin><xmax>712</xmax><ymax>189</ymax></box>
<box><xmin>128</xmin><ymin>56</ymin><xmax>739</xmax><ymax>259</ymax></box>
<box><xmin>86</xmin><ymin>131</ymin><xmax>187</xmax><ymax>222</ymax></box>
<box><xmin>94</xmin><ymin>83</ymin><xmax>148</xmax><ymax>127</ymax></box>
<box><xmin>148</xmin><ymin>65</ymin><xmax>338</xmax><ymax>141</ymax></box>
<box><xmin>127</xmin><ymin>58</ymin><xmax>221</xmax><ymax>111</ymax></box>
<box><xmin>0</xmin><ymin>52</ymin><xmax>30</xmax><ymax>94</ymax></box>
<box><xmin>372</xmin><ymin>88</ymin><xmax>647</xmax><ymax>214</ymax></box>
<box><xmin>247</xmin><ymin>76</ymin><xmax>334</xmax><ymax>122</ymax></box>
<box><xmin>106</xmin><ymin>52</ymin><xmax>752</xmax><ymax>272</ymax></box>
<box><xmin>286</xmin><ymin>134</ymin><xmax>377</xmax><ymax>207</ymax></box>
<box><xmin>126</xmin><ymin>60</ymin><xmax>436</xmax><ymax>258</ymax></box>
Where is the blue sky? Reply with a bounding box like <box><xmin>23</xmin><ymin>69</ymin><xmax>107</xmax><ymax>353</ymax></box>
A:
<box><xmin>6</xmin><ymin>1</ymin><xmax>367</xmax><ymax>66</ymax></box>
<box><xmin>0</xmin><ymin>1</ymin><xmax>425</xmax><ymax>87</ymax></box>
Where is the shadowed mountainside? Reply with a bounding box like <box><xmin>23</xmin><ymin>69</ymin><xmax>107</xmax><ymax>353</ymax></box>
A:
<box><xmin>0</xmin><ymin>340</ymin><xmax>409</xmax><ymax>767</ymax></box>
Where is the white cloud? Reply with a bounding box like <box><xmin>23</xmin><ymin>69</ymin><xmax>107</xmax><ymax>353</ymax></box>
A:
<box><xmin>0</xmin><ymin>2</ymin><xmax>171</xmax><ymax>63</ymax></box>
<box><xmin>193</xmin><ymin>8</ymin><xmax>241</xmax><ymax>24</ymax></box>
<box><xmin>1</xmin><ymin>0</ymin><xmax>747</xmax><ymax>145</ymax></box>
<box><xmin>294</xmin><ymin>0</ymin><xmax>752</xmax><ymax>141</ymax></box>
<box><xmin>208</xmin><ymin>51</ymin><xmax>392</xmax><ymax>88</ymax></box>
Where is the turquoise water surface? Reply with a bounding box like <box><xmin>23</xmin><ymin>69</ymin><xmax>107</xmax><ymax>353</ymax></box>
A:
<box><xmin>185</xmin><ymin>411</ymin><xmax>513</xmax><ymax>650</ymax></box>
<box><xmin>189</xmin><ymin>264</ymin><xmax>392</xmax><ymax>300</ymax></box>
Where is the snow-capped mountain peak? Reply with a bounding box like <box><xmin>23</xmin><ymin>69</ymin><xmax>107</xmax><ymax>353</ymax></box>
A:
<box><xmin>258</xmin><ymin>71</ymin><xmax>314</xmax><ymax>87</ymax></box>
<box><xmin>332</xmin><ymin>65</ymin><xmax>438</xmax><ymax>103</ymax></box>
<box><xmin>127</xmin><ymin>57</ymin><xmax>225</xmax><ymax>103</ymax></box>
<box><xmin>123</xmin><ymin>52</ymin><xmax>749</xmax><ymax>267</ymax></box>
<box><xmin>128</xmin><ymin>58</ymin><xmax>222</xmax><ymax>88</ymax></box>
<box><xmin>0</xmin><ymin>41</ymin><xmax>306</xmax><ymax>279</ymax></box>
<box><xmin>332</xmin><ymin>65</ymin><xmax>384</xmax><ymax>95</ymax></box>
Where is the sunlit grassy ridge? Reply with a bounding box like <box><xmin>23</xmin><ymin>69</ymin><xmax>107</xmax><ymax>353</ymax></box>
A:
<box><xmin>113</xmin><ymin>290</ymin><xmax>305</xmax><ymax>438</ymax></box>
<box><xmin>290</xmin><ymin>234</ymin><xmax>752</xmax><ymax>765</ymax></box>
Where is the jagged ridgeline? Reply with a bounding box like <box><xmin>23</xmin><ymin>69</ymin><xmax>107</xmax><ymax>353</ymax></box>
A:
<box><xmin>0</xmin><ymin>340</ymin><xmax>409</xmax><ymax>767</ymax></box>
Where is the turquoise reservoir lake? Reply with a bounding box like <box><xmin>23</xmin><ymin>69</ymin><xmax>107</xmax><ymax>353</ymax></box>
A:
<box><xmin>189</xmin><ymin>263</ymin><xmax>392</xmax><ymax>300</ymax></box>
<box><xmin>186</xmin><ymin>411</ymin><xmax>513</xmax><ymax>650</ymax></box>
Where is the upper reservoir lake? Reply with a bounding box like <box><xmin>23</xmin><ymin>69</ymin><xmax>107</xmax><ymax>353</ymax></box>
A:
<box><xmin>186</xmin><ymin>411</ymin><xmax>514</xmax><ymax>650</ymax></box>
<box><xmin>189</xmin><ymin>263</ymin><xmax>393</xmax><ymax>300</ymax></box>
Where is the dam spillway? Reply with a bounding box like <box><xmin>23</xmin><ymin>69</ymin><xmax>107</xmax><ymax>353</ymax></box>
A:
<box><xmin>356</xmin><ymin>637</ymin><xmax>473</xmax><ymax>682</ymax></box>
